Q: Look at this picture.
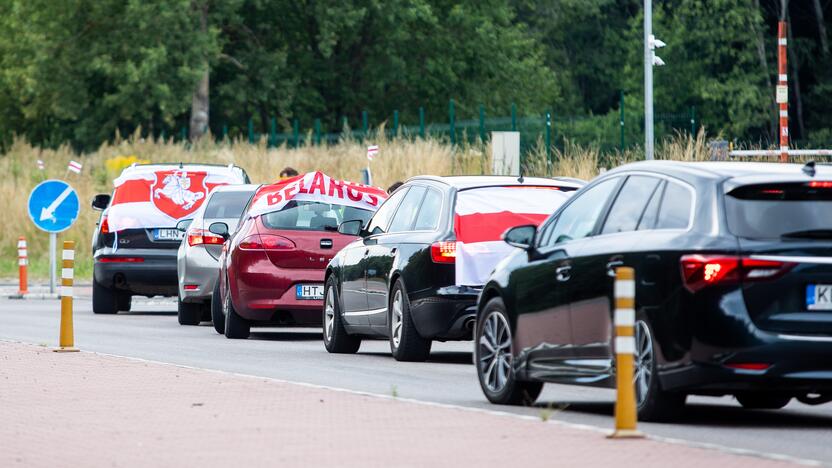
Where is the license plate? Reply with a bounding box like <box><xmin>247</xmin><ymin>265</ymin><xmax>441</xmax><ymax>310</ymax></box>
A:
<box><xmin>296</xmin><ymin>284</ymin><xmax>324</xmax><ymax>300</ymax></box>
<box><xmin>806</xmin><ymin>284</ymin><xmax>832</xmax><ymax>310</ymax></box>
<box><xmin>154</xmin><ymin>228</ymin><xmax>184</xmax><ymax>241</ymax></box>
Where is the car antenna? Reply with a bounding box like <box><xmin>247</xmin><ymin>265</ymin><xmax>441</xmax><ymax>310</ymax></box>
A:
<box><xmin>517</xmin><ymin>173</ymin><xmax>524</xmax><ymax>184</ymax></box>
<box><xmin>803</xmin><ymin>161</ymin><xmax>816</xmax><ymax>177</ymax></box>
<box><xmin>179</xmin><ymin>161</ymin><xmax>184</xmax><ymax>169</ymax></box>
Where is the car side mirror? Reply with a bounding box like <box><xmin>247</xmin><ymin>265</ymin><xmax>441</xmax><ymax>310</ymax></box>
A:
<box><xmin>91</xmin><ymin>193</ymin><xmax>111</xmax><ymax>211</ymax></box>
<box><xmin>337</xmin><ymin>219</ymin><xmax>363</xmax><ymax>237</ymax></box>
<box><xmin>503</xmin><ymin>224</ymin><xmax>536</xmax><ymax>251</ymax></box>
<box><xmin>176</xmin><ymin>219</ymin><xmax>193</xmax><ymax>232</ymax></box>
<box><xmin>208</xmin><ymin>222</ymin><xmax>230</xmax><ymax>240</ymax></box>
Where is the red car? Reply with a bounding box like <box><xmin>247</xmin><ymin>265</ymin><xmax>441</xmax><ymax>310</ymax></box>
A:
<box><xmin>211</xmin><ymin>172</ymin><xmax>387</xmax><ymax>338</ymax></box>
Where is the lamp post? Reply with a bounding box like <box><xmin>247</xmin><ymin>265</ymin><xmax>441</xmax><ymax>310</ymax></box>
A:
<box><xmin>644</xmin><ymin>0</ymin><xmax>665</xmax><ymax>160</ymax></box>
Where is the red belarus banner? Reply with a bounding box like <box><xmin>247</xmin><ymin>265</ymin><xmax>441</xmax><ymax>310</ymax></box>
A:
<box><xmin>247</xmin><ymin>171</ymin><xmax>387</xmax><ymax>217</ymax></box>
<box><xmin>107</xmin><ymin>166</ymin><xmax>246</xmax><ymax>231</ymax></box>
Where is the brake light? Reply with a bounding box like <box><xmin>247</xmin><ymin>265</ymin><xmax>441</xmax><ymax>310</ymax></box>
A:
<box><xmin>187</xmin><ymin>229</ymin><xmax>225</xmax><ymax>247</ymax></box>
<box><xmin>680</xmin><ymin>255</ymin><xmax>794</xmax><ymax>292</ymax></box>
<box><xmin>808</xmin><ymin>181</ymin><xmax>832</xmax><ymax>188</ymax></box>
<box><xmin>97</xmin><ymin>257</ymin><xmax>144</xmax><ymax>263</ymax></box>
<box><xmin>725</xmin><ymin>363</ymin><xmax>771</xmax><ymax>371</ymax></box>
<box><xmin>100</xmin><ymin>216</ymin><xmax>110</xmax><ymax>234</ymax></box>
<box><xmin>431</xmin><ymin>241</ymin><xmax>457</xmax><ymax>263</ymax></box>
<box><xmin>239</xmin><ymin>234</ymin><xmax>295</xmax><ymax>251</ymax></box>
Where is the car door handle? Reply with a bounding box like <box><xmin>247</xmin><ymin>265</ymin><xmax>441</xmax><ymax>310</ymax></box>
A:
<box><xmin>606</xmin><ymin>260</ymin><xmax>624</xmax><ymax>277</ymax></box>
<box><xmin>391</xmin><ymin>247</ymin><xmax>397</xmax><ymax>255</ymax></box>
<box><xmin>555</xmin><ymin>266</ymin><xmax>572</xmax><ymax>282</ymax></box>
<box><xmin>363</xmin><ymin>249</ymin><xmax>370</xmax><ymax>256</ymax></box>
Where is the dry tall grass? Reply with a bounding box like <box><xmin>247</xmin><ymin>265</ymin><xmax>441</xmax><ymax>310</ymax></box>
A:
<box><xmin>0</xmin><ymin>130</ymin><xmax>709</xmax><ymax>280</ymax></box>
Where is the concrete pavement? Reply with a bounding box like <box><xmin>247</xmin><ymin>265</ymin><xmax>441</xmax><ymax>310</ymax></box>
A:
<box><xmin>0</xmin><ymin>341</ymin><xmax>811</xmax><ymax>468</ymax></box>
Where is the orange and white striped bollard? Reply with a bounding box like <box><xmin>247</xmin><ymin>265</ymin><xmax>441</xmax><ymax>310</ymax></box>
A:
<box><xmin>17</xmin><ymin>237</ymin><xmax>28</xmax><ymax>295</ymax></box>
<box><xmin>55</xmin><ymin>240</ymin><xmax>79</xmax><ymax>353</ymax></box>
<box><xmin>609</xmin><ymin>267</ymin><xmax>643</xmax><ymax>439</ymax></box>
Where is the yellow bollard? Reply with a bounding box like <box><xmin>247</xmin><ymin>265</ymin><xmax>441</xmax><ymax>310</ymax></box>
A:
<box><xmin>17</xmin><ymin>237</ymin><xmax>28</xmax><ymax>295</ymax></box>
<box><xmin>608</xmin><ymin>266</ymin><xmax>643</xmax><ymax>439</ymax></box>
<box><xmin>55</xmin><ymin>240</ymin><xmax>79</xmax><ymax>353</ymax></box>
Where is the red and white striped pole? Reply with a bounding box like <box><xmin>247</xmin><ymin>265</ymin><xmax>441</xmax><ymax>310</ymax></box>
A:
<box><xmin>17</xmin><ymin>236</ymin><xmax>28</xmax><ymax>295</ymax></box>
<box><xmin>777</xmin><ymin>21</ymin><xmax>789</xmax><ymax>163</ymax></box>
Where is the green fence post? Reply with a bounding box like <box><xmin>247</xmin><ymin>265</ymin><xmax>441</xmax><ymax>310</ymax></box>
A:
<box><xmin>362</xmin><ymin>110</ymin><xmax>368</xmax><ymax>138</ymax></box>
<box><xmin>160</xmin><ymin>129</ymin><xmax>167</xmax><ymax>142</ymax></box>
<box><xmin>690</xmin><ymin>105</ymin><xmax>696</xmax><ymax>136</ymax></box>
<box><xmin>181</xmin><ymin>126</ymin><xmax>187</xmax><ymax>142</ymax></box>
<box><xmin>546</xmin><ymin>111</ymin><xmax>552</xmax><ymax>164</ymax></box>
<box><xmin>620</xmin><ymin>90</ymin><xmax>625</xmax><ymax>151</ymax></box>
<box><xmin>314</xmin><ymin>118</ymin><xmax>321</xmax><ymax>145</ymax></box>
<box><xmin>247</xmin><ymin>118</ymin><xmax>254</xmax><ymax>144</ymax></box>
<box><xmin>479</xmin><ymin>105</ymin><xmax>486</xmax><ymax>144</ymax></box>
<box><xmin>393</xmin><ymin>110</ymin><xmax>399</xmax><ymax>137</ymax></box>
<box><xmin>419</xmin><ymin>107</ymin><xmax>425</xmax><ymax>138</ymax></box>
<box><xmin>269</xmin><ymin>117</ymin><xmax>277</xmax><ymax>148</ymax></box>
<box><xmin>292</xmin><ymin>119</ymin><xmax>299</xmax><ymax>147</ymax></box>
<box><xmin>222</xmin><ymin>124</ymin><xmax>228</xmax><ymax>142</ymax></box>
<box><xmin>511</xmin><ymin>103</ymin><xmax>517</xmax><ymax>132</ymax></box>
<box><xmin>449</xmin><ymin>99</ymin><xmax>456</xmax><ymax>146</ymax></box>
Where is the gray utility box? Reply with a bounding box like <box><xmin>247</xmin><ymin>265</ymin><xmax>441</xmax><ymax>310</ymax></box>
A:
<box><xmin>491</xmin><ymin>131</ymin><xmax>520</xmax><ymax>175</ymax></box>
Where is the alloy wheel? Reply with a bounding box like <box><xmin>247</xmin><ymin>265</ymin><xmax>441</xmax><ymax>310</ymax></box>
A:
<box><xmin>324</xmin><ymin>286</ymin><xmax>335</xmax><ymax>343</ymax></box>
<box><xmin>633</xmin><ymin>320</ymin><xmax>654</xmax><ymax>406</ymax></box>
<box><xmin>391</xmin><ymin>290</ymin><xmax>403</xmax><ymax>348</ymax></box>
<box><xmin>478</xmin><ymin>312</ymin><xmax>513</xmax><ymax>393</ymax></box>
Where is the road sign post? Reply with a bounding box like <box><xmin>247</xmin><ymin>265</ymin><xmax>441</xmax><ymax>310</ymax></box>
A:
<box><xmin>27</xmin><ymin>180</ymin><xmax>80</xmax><ymax>295</ymax></box>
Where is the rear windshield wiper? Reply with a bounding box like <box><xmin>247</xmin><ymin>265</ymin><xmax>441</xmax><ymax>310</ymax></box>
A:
<box><xmin>781</xmin><ymin>229</ymin><xmax>832</xmax><ymax>239</ymax></box>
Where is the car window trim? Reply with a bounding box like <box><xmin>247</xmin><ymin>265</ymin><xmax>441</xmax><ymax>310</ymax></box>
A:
<box><xmin>411</xmin><ymin>186</ymin><xmax>445</xmax><ymax>232</ymax></box>
<box><xmin>389</xmin><ymin>185</ymin><xmax>429</xmax><ymax>233</ymax></box>
<box><xmin>598</xmin><ymin>175</ymin><xmax>663</xmax><ymax>235</ymax></box>
<box><xmin>366</xmin><ymin>186</ymin><xmax>412</xmax><ymax>237</ymax></box>
<box><xmin>635</xmin><ymin>180</ymin><xmax>665</xmax><ymax>230</ymax></box>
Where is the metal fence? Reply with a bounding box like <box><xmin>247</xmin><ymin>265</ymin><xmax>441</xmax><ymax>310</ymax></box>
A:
<box><xmin>164</xmin><ymin>94</ymin><xmax>698</xmax><ymax>156</ymax></box>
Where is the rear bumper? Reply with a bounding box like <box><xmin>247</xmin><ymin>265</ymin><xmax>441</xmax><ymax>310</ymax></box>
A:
<box><xmin>94</xmin><ymin>248</ymin><xmax>178</xmax><ymax>297</ymax></box>
<box><xmin>234</xmin><ymin>267</ymin><xmax>325</xmax><ymax>325</ymax></box>
<box><xmin>410</xmin><ymin>286</ymin><xmax>479</xmax><ymax>340</ymax></box>
<box><xmin>661</xmin><ymin>334</ymin><xmax>832</xmax><ymax>394</ymax></box>
<box><xmin>178</xmin><ymin>246</ymin><xmax>219</xmax><ymax>303</ymax></box>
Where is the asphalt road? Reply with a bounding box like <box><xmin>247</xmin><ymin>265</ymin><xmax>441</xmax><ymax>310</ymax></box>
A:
<box><xmin>1</xmin><ymin>291</ymin><xmax>831</xmax><ymax>465</ymax></box>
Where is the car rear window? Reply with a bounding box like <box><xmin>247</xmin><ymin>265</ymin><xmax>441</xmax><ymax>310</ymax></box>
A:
<box><xmin>726</xmin><ymin>183</ymin><xmax>832</xmax><ymax>238</ymax></box>
<box><xmin>261</xmin><ymin>200</ymin><xmax>373</xmax><ymax>232</ymax></box>
<box><xmin>204</xmin><ymin>191</ymin><xmax>254</xmax><ymax>219</ymax></box>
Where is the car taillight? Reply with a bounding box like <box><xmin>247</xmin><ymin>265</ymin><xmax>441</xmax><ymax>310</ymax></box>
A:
<box><xmin>680</xmin><ymin>255</ymin><xmax>794</xmax><ymax>292</ymax></box>
<box><xmin>239</xmin><ymin>234</ymin><xmax>295</xmax><ymax>251</ymax></box>
<box><xmin>98</xmin><ymin>257</ymin><xmax>144</xmax><ymax>263</ymax></box>
<box><xmin>808</xmin><ymin>181</ymin><xmax>832</xmax><ymax>188</ymax></box>
<box><xmin>187</xmin><ymin>229</ymin><xmax>225</xmax><ymax>247</ymax></box>
<box><xmin>100</xmin><ymin>216</ymin><xmax>110</xmax><ymax>234</ymax></box>
<box><xmin>430</xmin><ymin>241</ymin><xmax>457</xmax><ymax>263</ymax></box>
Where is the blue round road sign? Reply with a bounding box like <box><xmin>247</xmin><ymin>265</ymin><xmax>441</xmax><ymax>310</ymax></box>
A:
<box><xmin>27</xmin><ymin>179</ymin><xmax>80</xmax><ymax>233</ymax></box>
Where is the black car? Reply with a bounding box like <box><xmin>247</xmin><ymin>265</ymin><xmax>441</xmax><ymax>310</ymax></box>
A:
<box><xmin>91</xmin><ymin>163</ymin><xmax>249</xmax><ymax>314</ymax></box>
<box><xmin>475</xmin><ymin>161</ymin><xmax>832</xmax><ymax>421</ymax></box>
<box><xmin>323</xmin><ymin>176</ymin><xmax>583</xmax><ymax>361</ymax></box>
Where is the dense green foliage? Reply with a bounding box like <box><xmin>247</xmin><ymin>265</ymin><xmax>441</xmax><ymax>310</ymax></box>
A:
<box><xmin>0</xmin><ymin>0</ymin><xmax>830</xmax><ymax>151</ymax></box>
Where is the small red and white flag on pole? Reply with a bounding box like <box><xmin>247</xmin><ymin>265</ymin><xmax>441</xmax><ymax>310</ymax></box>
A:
<box><xmin>67</xmin><ymin>160</ymin><xmax>83</xmax><ymax>174</ymax></box>
<box><xmin>367</xmin><ymin>145</ymin><xmax>379</xmax><ymax>161</ymax></box>
<box><xmin>36</xmin><ymin>160</ymin><xmax>45</xmax><ymax>171</ymax></box>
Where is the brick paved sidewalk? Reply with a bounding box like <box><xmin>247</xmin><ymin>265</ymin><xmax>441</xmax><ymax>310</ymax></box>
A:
<box><xmin>0</xmin><ymin>341</ymin><xmax>805</xmax><ymax>468</ymax></box>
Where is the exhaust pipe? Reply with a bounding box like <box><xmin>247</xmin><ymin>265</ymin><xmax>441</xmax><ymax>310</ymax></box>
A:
<box><xmin>798</xmin><ymin>393</ymin><xmax>832</xmax><ymax>405</ymax></box>
<box><xmin>463</xmin><ymin>317</ymin><xmax>476</xmax><ymax>331</ymax></box>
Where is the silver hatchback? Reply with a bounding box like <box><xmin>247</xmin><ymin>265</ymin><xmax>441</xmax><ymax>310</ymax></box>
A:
<box><xmin>176</xmin><ymin>184</ymin><xmax>257</xmax><ymax>325</ymax></box>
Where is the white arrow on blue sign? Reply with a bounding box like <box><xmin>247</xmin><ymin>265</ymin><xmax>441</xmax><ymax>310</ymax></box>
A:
<box><xmin>27</xmin><ymin>179</ymin><xmax>80</xmax><ymax>233</ymax></box>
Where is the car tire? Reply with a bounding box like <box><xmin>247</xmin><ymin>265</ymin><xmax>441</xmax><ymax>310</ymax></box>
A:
<box><xmin>389</xmin><ymin>280</ymin><xmax>431</xmax><ymax>362</ymax></box>
<box><xmin>223</xmin><ymin>277</ymin><xmax>250</xmax><ymax>339</ymax></box>
<box><xmin>116</xmin><ymin>293</ymin><xmax>132</xmax><ymax>312</ymax></box>
<box><xmin>634</xmin><ymin>318</ymin><xmax>687</xmax><ymax>422</ymax></box>
<box><xmin>323</xmin><ymin>276</ymin><xmax>360</xmax><ymax>354</ymax></box>
<box><xmin>211</xmin><ymin>281</ymin><xmax>225</xmax><ymax>335</ymax></box>
<box><xmin>475</xmin><ymin>297</ymin><xmax>543</xmax><ymax>406</ymax></box>
<box><xmin>92</xmin><ymin>280</ymin><xmax>119</xmax><ymax>314</ymax></box>
<box><xmin>736</xmin><ymin>393</ymin><xmax>791</xmax><ymax>410</ymax></box>
<box><xmin>177</xmin><ymin>296</ymin><xmax>202</xmax><ymax>325</ymax></box>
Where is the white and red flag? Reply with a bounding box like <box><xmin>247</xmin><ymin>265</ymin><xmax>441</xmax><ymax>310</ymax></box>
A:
<box><xmin>67</xmin><ymin>160</ymin><xmax>83</xmax><ymax>174</ymax></box>
<box><xmin>367</xmin><ymin>145</ymin><xmax>379</xmax><ymax>161</ymax></box>
<box><xmin>36</xmin><ymin>160</ymin><xmax>45</xmax><ymax>170</ymax></box>
<box><xmin>454</xmin><ymin>186</ymin><xmax>571</xmax><ymax>286</ymax></box>
<box><xmin>248</xmin><ymin>171</ymin><xmax>387</xmax><ymax>217</ymax></box>
<box><xmin>106</xmin><ymin>166</ymin><xmax>245</xmax><ymax>232</ymax></box>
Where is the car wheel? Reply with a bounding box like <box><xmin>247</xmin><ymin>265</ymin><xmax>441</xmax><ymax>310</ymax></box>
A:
<box><xmin>116</xmin><ymin>293</ymin><xmax>131</xmax><ymax>312</ymax></box>
<box><xmin>211</xmin><ymin>280</ymin><xmax>225</xmax><ymax>335</ymax></box>
<box><xmin>223</xmin><ymin>277</ymin><xmax>250</xmax><ymax>339</ymax></box>
<box><xmin>475</xmin><ymin>297</ymin><xmax>542</xmax><ymax>406</ymax></box>
<box><xmin>634</xmin><ymin>319</ymin><xmax>686</xmax><ymax>422</ymax></box>
<box><xmin>92</xmin><ymin>280</ymin><xmax>119</xmax><ymax>314</ymax></box>
<box><xmin>389</xmin><ymin>280</ymin><xmax>431</xmax><ymax>362</ymax></box>
<box><xmin>323</xmin><ymin>276</ymin><xmax>360</xmax><ymax>354</ymax></box>
<box><xmin>177</xmin><ymin>296</ymin><xmax>202</xmax><ymax>325</ymax></box>
<box><xmin>736</xmin><ymin>393</ymin><xmax>791</xmax><ymax>410</ymax></box>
